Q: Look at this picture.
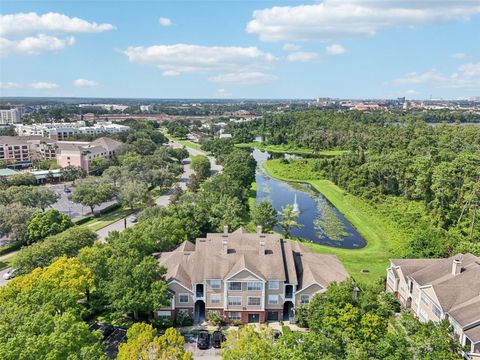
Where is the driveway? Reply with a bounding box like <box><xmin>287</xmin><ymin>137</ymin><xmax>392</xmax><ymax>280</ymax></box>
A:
<box><xmin>184</xmin><ymin>334</ymin><xmax>221</xmax><ymax>359</ymax></box>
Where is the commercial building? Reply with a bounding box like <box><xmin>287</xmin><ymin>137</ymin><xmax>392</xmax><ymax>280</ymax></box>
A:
<box><xmin>386</xmin><ymin>254</ymin><xmax>480</xmax><ymax>359</ymax></box>
<box><xmin>155</xmin><ymin>227</ymin><xmax>349</xmax><ymax>324</ymax></box>
<box><xmin>140</xmin><ymin>105</ymin><xmax>154</xmax><ymax>112</ymax></box>
<box><xmin>0</xmin><ymin>108</ymin><xmax>21</xmax><ymax>125</ymax></box>
<box><xmin>78</xmin><ymin>104</ymin><xmax>129</xmax><ymax>111</ymax></box>
<box><xmin>15</xmin><ymin>121</ymin><xmax>129</xmax><ymax>140</ymax></box>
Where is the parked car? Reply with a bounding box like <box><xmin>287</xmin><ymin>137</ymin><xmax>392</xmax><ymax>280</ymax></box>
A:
<box><xmin>211</xmin><ymin>331</ymin><xmax>225</xmax><ymax>348</ymax></box>
<box><xmin>2</xmin><ymin>269</ymin><xmax>15</xmax><ymax>280</ymax></box>
<box><xmin>131</xmin><ymin>215</ymin><xmax>138</xmax><ymax>223</ymax></box>
<box><xmin>64</xmin><ymin>186</ymin><xmax>71</xmax><ymax>193</ymax></box>
<box><xmin>197</xmin><ymin>331</ymin><xmax>210</xmax><ymax>349</ymax></box>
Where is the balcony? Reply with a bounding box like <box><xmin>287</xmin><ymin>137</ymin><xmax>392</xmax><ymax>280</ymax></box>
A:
<box><xmin>195</xmin><ymin>284</ymin><xmax>204</xmax><ymax>300</ymax></box>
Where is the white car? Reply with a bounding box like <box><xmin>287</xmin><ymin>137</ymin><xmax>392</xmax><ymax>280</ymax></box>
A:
<box><xmin>2</xmin><ymin>269</ymin><xmax>15</xmax><ymax>280</ymax></box>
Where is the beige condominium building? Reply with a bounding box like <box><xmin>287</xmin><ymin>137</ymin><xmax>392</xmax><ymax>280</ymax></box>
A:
<box><xmin>387</xmin><ymin>254</ymin><xmax>480</xmax><ymax>359</ymax></box>
<box><xmin>155</xmin><ymin>226</ymin><xmax>349</xmax><ymax>324</ymax></box>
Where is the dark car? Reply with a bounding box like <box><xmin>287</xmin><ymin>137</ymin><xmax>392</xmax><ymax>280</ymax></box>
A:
<box><xmin>211</xmin><ymin>331</ymin><xmax>225</xmax><ymax>348</ymax></box>
<box><xmin>64</xmin><ymin>187</ymin><xmax>71</xmax><ymax>193</ymax></box>
<box><xmin>197</xmin><ymin>330</ymin><xmax>210</xmax><ymax>350</ymax></box>
<box><xmin>88</xmin><ymin>322</ymin><xmax>115</xmax><ymax>339</ymax></box>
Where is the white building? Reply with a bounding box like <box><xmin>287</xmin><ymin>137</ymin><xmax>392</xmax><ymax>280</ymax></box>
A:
<box><xmin>15</xmin><ymin>121</ymin><xmax>130</xmax><ymax>140</ymax></box>
<box><xmin>140</xmin><ymin>105</ymin><xmax>154</xmax><ymax>112</ymax></box>
<box><xmin>78</xmin><ymin>104</ymin><xmax>129</xmax><ymax>111</ymax></box>
<box><xmin>0</xmin><ymin>109</ymin><xmax>21</xmax><ymax>125</ymax></box>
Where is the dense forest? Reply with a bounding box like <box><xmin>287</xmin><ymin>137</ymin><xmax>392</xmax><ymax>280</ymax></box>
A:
<box><xmin>236</xmin><ymin>110</ymin><xmax>480</xmax><ymax>257</ymax></box>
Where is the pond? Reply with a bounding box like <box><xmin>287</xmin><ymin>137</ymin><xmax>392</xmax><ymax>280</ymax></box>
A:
<box><xmin>253</xmin><ymin>149</ymin><xmax>366</xmax><ymax>249</ymax></box>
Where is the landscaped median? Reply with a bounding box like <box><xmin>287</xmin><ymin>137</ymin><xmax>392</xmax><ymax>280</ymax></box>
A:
<box><xmin>262</xmin><ymin>159</ymin><xmax>409</xmax><ymax>285</ymax></box>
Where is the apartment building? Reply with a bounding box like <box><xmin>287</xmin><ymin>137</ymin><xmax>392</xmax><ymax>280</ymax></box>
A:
<box><xmin>0</xmin><ymin>108</ymin><xmax>21</xmax><ymax>125</ymax></box>
<box><xmin>0</xmin><ymin>136</ymin><xmax>32</xmax><ymax>164</ymax></box>
<box><xmin>155</xmin><ymin>227</ymin><xmax>349</xmax><ymax>324</ymax></box>
<box><xmin>387</xmin><ymin>254</ymin><xmax>480</xmax><ymax>359</ymax></box>
<box><xmin>15</xmin><ymin>121</ymin><xmax>129</xmax><ymax>140</ymax></box>
<box><xmin>56</xmin><ymin>137</ymin><xmax>122</xmax><ymax>172</ymax></box>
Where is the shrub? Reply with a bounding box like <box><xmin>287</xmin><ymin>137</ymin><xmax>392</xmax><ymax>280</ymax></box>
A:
<box><xmin>230</xmin><ymin>320</ymin><xmax>243</xmax><ymax>327</ymax></box>
<box><xmin>208</xmin><ymin>311</ymin><xmax>224</xmax><ymax>326</ymax></box>
<box><xmin>175</xmin><ymin>310</ymin><xmax>194</xmax><ymax>327</ymax></box>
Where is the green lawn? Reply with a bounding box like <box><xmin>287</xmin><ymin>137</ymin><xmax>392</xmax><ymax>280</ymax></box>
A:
<box><xmin>163</xmin><ymin>132</ymin><xmax>204</xmax><ymax>152</ymax></box>
<box><xmin>0</xmin><ymin>255</ymin><xmax>16</xmax><ymax>271</ymax></box>
<box><xmin>263</xmin><ymin>159</ymin><xmax>410</xmax><ymax>285</ymax></box>
<box><xmin>236</xmin><ymin>142</ymin><xmax>346</xmax><ymax>156</ymax></box>
<box><xmin>79</xmin><ymin>208</ymin><xmax>135</xmax><ymax>232</ymax></box>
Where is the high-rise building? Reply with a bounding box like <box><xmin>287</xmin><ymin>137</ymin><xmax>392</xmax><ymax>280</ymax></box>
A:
<box><xmin>0</xmin><ymin>108</ymin><xmax>21</xmax><ymax>125</ymax></box>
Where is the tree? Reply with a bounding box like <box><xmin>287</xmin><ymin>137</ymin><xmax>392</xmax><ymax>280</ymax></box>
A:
<box><xmin>13</xmin><ymin>227</ymin><xmax>97</xmax><ymax>275</ymax></box>
<box><xmin>278</xmin><ymin>204</ymin><xmax>301</xmax><ymax>238</ymax></box>
<box><xmin>7</xmin><ymin>173</ymin><xmax>36</xmax><ymax>186</ymax></box>
<box><xmin>26</xmin><ymin>209</ymin><xmax>73</xmax><ymax>243</ymax></box>
<box><xmin>117</xmin><ymin>324</ymin><xmax>192</xmax><ymax>360</ymax></box>
<box><xmin>61</xmin><ymin>165</ymin><xmax>86</xmax><ymax>184</ymax></box>
<box><xmin>71</xmin><ymin>177</ymin><xmax>117</xmax><ymax>214</ymax></box>
<box><xmin>118</xmin><ymin>180</ymin><xmax>151</xmax><ymax>210</ymax></box>
<box><xmin>103</xmin><ymin>165</ymin><xmax>122</xmax><ymax>186</ymax></box>
<box><xmin>0</xmin><ymin>186</ymin><xmax>58</xmax><ymax>210</ymax></box>
<box><xmin>191</xmin><ymin>155</ymin><xmax>211</xmax><ymax>179</ymax></box>
<box><xmin>0</xmin><ymin>257</ymin><xmax>105</xmax><ymax>360</ymax></box>
<box><xmin>251</xmin><ymin>200</ymin><xmax>278</xmax><ymax>232</ymax></box>
<box><xmin>33</xmin><ymin>187</ymin><xmax>59</xmax><ymax>210</ymax></box>
<box><xmin>222</xmin><ymin>326</ymin><xmax>275</xmax><ymax>360</ymax></box>
<box><xmin>223</xmin><ymin>149</ymin><xmax>256</xmax><ymax>188</ymax></box>
<box><xmin>89</xmin><ymin>157</ymin><xmax>109</xmax><ymax>174</ymax></box>
<box><xmin>0</xmin><ymin>203</ymin><xmax>35</xmax><ymax>241</ymax></box>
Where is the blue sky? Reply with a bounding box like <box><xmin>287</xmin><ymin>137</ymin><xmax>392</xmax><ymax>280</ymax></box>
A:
<box><xmin>1</xmin><ymin>1</ymin><xmax>479</xmax><ymax>99</ymax></box>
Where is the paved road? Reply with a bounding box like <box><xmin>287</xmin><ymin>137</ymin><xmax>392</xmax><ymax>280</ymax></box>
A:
<box><xmin>96</xmin><ymin>141</ymin><xmax>222</xmax><ymax>241</ymax></box>
<box><xmin>0</xmin><ymin>268</ymin><xmax>11</xmax><ymax>286</ymax></box>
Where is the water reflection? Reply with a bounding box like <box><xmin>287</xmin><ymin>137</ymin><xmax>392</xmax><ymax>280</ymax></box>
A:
<box><xmin>253</xmin><ymin>149</ymin><xmax>366</xmax><ymax>249</ymax></box>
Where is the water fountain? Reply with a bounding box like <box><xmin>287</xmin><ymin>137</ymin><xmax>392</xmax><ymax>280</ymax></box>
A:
<box><xmin>292</xmin><ymin>194</ymin><xmax>300</xmax><ymax>214</ymax></box>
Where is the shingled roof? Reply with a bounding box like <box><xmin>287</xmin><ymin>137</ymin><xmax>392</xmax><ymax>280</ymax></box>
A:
<box><xmin>155</xmin><ymin>227</ymin><xmax>348</xmax><ymax>291</ymax></box>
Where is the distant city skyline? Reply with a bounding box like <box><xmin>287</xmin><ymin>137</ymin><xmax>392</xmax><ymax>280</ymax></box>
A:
<box><xmin>1</xmin><ymin>1</ymin><xmax>479</xmax><ymax>99</ymax></box>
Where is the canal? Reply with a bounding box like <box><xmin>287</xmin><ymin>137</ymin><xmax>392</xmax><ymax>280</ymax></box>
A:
<box><xmin>253</xmin><ymin>149</ymin><xmax>366</xmax><ymax>249</ymax></box>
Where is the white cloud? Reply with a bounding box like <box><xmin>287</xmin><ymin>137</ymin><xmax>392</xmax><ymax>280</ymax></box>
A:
<box><xmin>74</xmin><ymin>78</ymin><xmax>98</xmax><ymax>87</ymax></box>
<box><xmin>246</xmin><ymin>1</ymin><xmax>480</xmax><ymax>42</ymax></box>
<box><xmin>159</xmin><ymin>17</ymin><xmax>173</xmax><ymax>27</ymax></box>
<box><xmin>287</xmin><ymin>51</ymin><xmax>318</xmax><ymax>62</ymax></box>
<box><xmin>326</xmin><ymin>43</ymin><xmax>345</xmax><ymax>55</ymax></box>
<box><xmin>162</xmin><ymin>70</ymin><xmax>180</xmax><ymax>77</ymax></box>
<box><xmin>282</xmin><ymin>43</ymin><xmax>300</xmax><ymax>52</ymax></box>
<box><xmin>393</xmin><ymin>62</ymin><xmax>480</xmax><ymax>90</ymax></box>
<box><xmin>208</xmin><ymin>72</ymin><xmax>277</xmax><ymax>85</ymax></box>
<box><xmin>450</xmin><ymin>52</ymin><xmax>467</xmax><ymax>59</ymax></box>
<box><xmin>216</xmin><ymin>88</ymin><xmax>232</xmax><ymax>97</ymax></box>
<box><xmin>29</xmin><ymin>82</ymin><xmax>59</xmax><ymax>89</ymax></box>
<box><xmin>0</xmin><ymin>12</ymin><xmax>115</xmax><ymax>37</ymax></box>
<box><xmin>0</xmin><ymin>82</ymin><xmax>21</xmax><ymax>89</ymax></box>
<box><xmin>123</xmin><ymin>43</ymin><xmax>278</xmax><ymax>84</ymax></box>
<box><xmin>0</xmin><ymin>34</ymin><xmax>75</xmax><ymax>56</ymax></box>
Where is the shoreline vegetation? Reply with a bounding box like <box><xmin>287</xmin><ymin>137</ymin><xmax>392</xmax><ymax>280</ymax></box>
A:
<box><xmin>262</xmin><ymin>158</ymin><xmax>412</xmax><ymax>285</ymax></box>
<box><xmin>235</xmin><ymin>142</ymin><xmax>346</xmax><ymax>156</ymax></box>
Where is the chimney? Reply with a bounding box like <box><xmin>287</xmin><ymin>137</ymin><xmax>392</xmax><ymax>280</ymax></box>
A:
<box><xmin>223</xmin><ymin>238</ymin><xmax>228</xmax><ymax>255</ymax></box>
<box><xmin>256</xmin><ymin>225</ymin><xmax>263</xmax><ymax>234</ymax></box>
<box><xmin>452</xmin><ymin>258</ymin><xmax>462</xmax><ymax>276</ymax></box>
<box><xmin>223</xmin><ymin>225</ymin><xmax>229</xmax><ymax>234</ymax></box>
<box><xmin>259</xmin><ymin>237</ymin><xmax>265</xmax><ymax>256</ymax></box>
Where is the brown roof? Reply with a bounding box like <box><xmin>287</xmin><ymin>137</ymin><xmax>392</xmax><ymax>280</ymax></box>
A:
<box><xmin>156</xmin><ymin>228</ymin><xmax>348</xmax><ymax>291</ymax></box>
<box><xmin>465</xmin><ymin>326</ymin><xmax>480</xmax><ymax>343</ymax></box>
<box><xmin>90</xmin><ymin>137</ymin><xmax>122</xmax><ymax>151</ymax></box>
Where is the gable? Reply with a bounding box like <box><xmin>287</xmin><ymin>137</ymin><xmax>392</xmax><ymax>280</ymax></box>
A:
<box><xmin>228</xmin><ymin>269</ymin><xmax>263</xmax><ymax>281</ymax></box>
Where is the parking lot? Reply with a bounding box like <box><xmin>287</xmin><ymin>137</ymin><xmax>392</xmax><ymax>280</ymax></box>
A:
<box><xmin>183</xmin><ymin>334</ymin><xmax>221</xmax><ymax>359</ymax></box>
<box><xmin>46</xmin><ymin>183</ymin><xmax>116</xmax><ymax>219</ymax></box>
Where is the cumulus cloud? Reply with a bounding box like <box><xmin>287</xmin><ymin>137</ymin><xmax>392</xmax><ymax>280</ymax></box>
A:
<box><xmin>0</xmin><ymin>12</ymin><xmax>115</xmax><ymax>37</ymax></box>
<box><xmin>123</xmin><ymin>43</ymin><xmax>278</xmax><ymax>84</ymax></box>
<box><xmin>208</xmin><ymin>72</ymin><xmax>277</xmax><ymax>85</ymax></box>
<box><xmin>282</xmin><ymin>43</ymin><xmax>301</xmax><ymax>52</ymax></box>
<box><xmin>287</xmin><ymin>51</ymin><xmax>318</xmax><ymax>62</ymax></box>
<box><xmin>74</xmin><ymin>78</ymin><xmax>98</xmax><ymax>87</ymax></box>
<box><xmin>392</xmin><ymin>62</ymin><xmax>480</xmax><ymax>90</ymax></box>
<box><xmin>0</xmin><ymin>12</ymin><xmax>114</xmax><ymax>56</ymax></box>
<box><xmin>326</xmin><ymin>44</ymin><xmax>345</xmax><ymax>55</ymax></box>
<box><xmin>29</xmin><ymin>82</ymin><xmax>59</xmax><ymax>89</ymax></box>
<box><xmin>0</xmin><ymin>34</ymin><xmax>75</xmax><ymax>56</ymax></box>
<box><xmin>159</xmin><ymin>17</ymin><xmax>173</xmax><ymax>27</ymax></box>
<box><xmin>246</xmin><ymin>1</ymin><xmax>480</xmax><ymax>42</ymax></box>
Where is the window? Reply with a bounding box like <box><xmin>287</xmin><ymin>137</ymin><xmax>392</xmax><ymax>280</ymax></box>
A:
<box><xmin>248</xmin><ymin>297</ymin><xmax>261</xmax><ymax>306</ymax></box>
<box><xmin>268</xmin><ymin>295</ymin><xmax>278</xmax><ymax>305</ymax></box>
<box><xmin>210</xmin><ymin>280</ymin><xmax>221</xmax><ymax>289</ymax></box>
<box><xmin>157</xmin><ymin>311</ymin><xmax>171</xmax><ymax>319</ymax></box>
<box><xmin>432</xmin><ymin>304</ymin><xmax>442</xmax><ymax>318</ymax></box>
<box><xmin>300</xmin><ymin>294</ymin><xmax>310</xmax><ymax>304</ymax></box>
<box><xmin>228</xmin><ymin>312</ymin><xmax>241</xmax><ymax>321</ymax></box>
<box><xmin>247</xmin><ymin>282</ymin><xmax>262</xmax><ymax>291</ymax></box>
<box><xmin>268</xmin><ymin>281</ymin><xmax>280</xmax><ymax>290</ymax></box>
<box><xmin>228</xmin><ymin>282</ymin><xmax>242</xmax><ymax>291</ymax></box>
<box><xmin>179</xmin><ymin>293</ymin><xmax>189</xmax><ymax>303</ymax></box>
<box><xmin>210</xmin><ymin>294</ymin><xmax>221</xmax><ymax>305</ymax></box>
<box><xmin>228</xmin><ymin>297</ymin><xmax>242</xmax><ymax>306</ymax></box>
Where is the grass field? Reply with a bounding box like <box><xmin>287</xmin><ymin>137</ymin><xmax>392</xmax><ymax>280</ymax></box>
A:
<box><xmin>236</xmin><ymin>142</ymin><xmax>346</xmax><ymax>156</ymax></box>
<box><xmin>79</xmin><ymin>208</ymin><xmax>135</xmax><ymax>231</ymax></box>
<box><xmin>263</xmin><ymin>159</ymin><xmax>410</xmax><ymax>285</ymax></box>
